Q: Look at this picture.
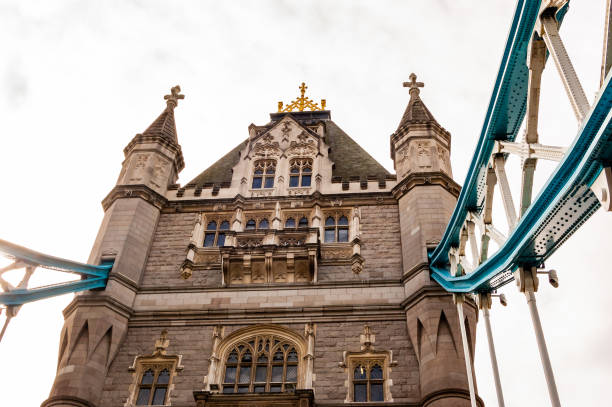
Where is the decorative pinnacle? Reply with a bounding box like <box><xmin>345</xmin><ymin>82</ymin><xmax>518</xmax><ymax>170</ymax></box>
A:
<box><xmin>164</xmin><ymin>85</ymin><xmax>184</xmax><ymax>108</ymax></box>
<box><xmin>403</xmin><ymin>73</ymin><xmax>424</xmax><ymax>96</ymax></box>
<box><xmin>278</xmin><ymin>82</ymin><xmax>327</xmax><ymax>112</ymax></box>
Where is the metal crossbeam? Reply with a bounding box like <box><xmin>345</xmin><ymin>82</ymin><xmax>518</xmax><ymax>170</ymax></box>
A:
<box><xmin>0</xmin><ymin>239</ymin><xmax>112</xmax><ymax>306</ymax></box>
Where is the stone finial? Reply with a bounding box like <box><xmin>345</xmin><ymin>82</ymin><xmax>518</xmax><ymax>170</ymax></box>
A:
<box><xmin>154</xmin><ymin>330</ymin><xmax>170</xmax><ymax>354</ymax></box>
<box><xmin>403</xmin><ymin>73</ymin><xmax>424</xmax><ymax>97</ymax></box>
<box><xmin>164</xmin><ymin>85</ymin><xmax>185</xmax><ymax>109</ymax></box>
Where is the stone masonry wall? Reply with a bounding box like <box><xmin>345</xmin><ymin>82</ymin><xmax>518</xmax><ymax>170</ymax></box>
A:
<box><xmin>100</xmin><ymin>325</ymin><xmax>215</xmax><ymax>407</ymax></box>
<box><xmin>140</xmin><ymin>212</ymin><xmax>223</xmax><ymax>288</ymax></box>
<box><xmin>359</xmin><ymin>205</ymin><xmax>403</xmax><ymax>280</ymax></box>
<box><xmin>99</xmin><ymin>321</ymin><xmax>419</xmax><ymax>406</ymax></box>
<box><xmin>313</xmin><ymin>320</ymin><xmax>419</xmax><ymax>403</ymax></box>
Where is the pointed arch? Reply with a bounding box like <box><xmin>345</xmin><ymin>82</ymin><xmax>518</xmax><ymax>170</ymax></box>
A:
<box><xmin>436</xmin><ymin>311</ymin><xmax>457</xmax><ymax>356</ymax></box>
<box><xmin>67</xmin><ymin>321</ymin><xmax>89</xmax><ymax>365</ymax></box>
<box><xmin>214</xmin><ymin>325</ymin><xmax>307</xmax><ymax>393</ymax></box>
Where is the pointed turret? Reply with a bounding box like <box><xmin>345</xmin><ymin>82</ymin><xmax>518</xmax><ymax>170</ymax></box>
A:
<box><xmin>141</xmin><ymin>86</ymin><xmax>184</xmax><ymax>142</ymax></box>
<box><xmin>119</xmin><ymin>86</ymin><xmax>186</xmax><ymax>194</ymax></box>
<box><xmin>45</xmin><ymin>86</ymin><xmax>188</xmax><ymax>407</ymax></box>
<box><xmin>390</xmin><ymin>75</ymin><xmax>474</xmax><ymax>406</ymax></box>
<box><xmin>396</xmin><ymin>74</ymin><xmax>441</xmax><ymax>130</ymax></box>
<box><xmin>390</xmin><ymin>73</ymin><xmax>452</xmax><ymax>180</ymax></box>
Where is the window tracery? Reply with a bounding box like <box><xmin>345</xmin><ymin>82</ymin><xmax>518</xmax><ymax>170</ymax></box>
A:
<box><xmin>204</xmin><ymin>220</ymin><xmax>230</xmax><ymax>247</ymax></box>
<box><xmin>289</xmin><ymin>158</ymin><xmax>312</xmax><ymax>188</ymax></box>
<box><xmin>126</xmin><ymin>331</ymin><xmax>183</xmax><ymax>407</ymax></box>
<box><xmin>252</xmin><ymin>160</ymin><xmax>276</xmax><ymax>189</ymax></box>
<box><xmin>221</xmin><ymin>334</ymin><xmax>301</xmax><ymax>394</ymax></box>
<box><xmin>339</xmin><ymin>325</ymin><xmax>395</xmax><ymax>403</ymax></box>
<box><xmin>324</xmin><ymin>215</ymin><xmax>349</xmax><ymax>243</ymax></box>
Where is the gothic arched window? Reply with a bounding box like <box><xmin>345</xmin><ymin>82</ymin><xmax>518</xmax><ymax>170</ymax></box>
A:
<box><xmin>136</xmin><ymin>367</ymin><xmax>171</xmax><ymax>405</ymax></box>
<box><xmin>298</xmin><ymin>216</ymin><xmax>309</xmax><ymax>228</ymax></box>
<box><xmin>324</xmin><ymin>215</ymin><xmax>349</xmax><ymax>243</ymax></box>
<box><xmin>285</xmin><ymin>217</ymin><xmax>296</xmax><ymax>228</ymax></box>
<box><xmin>285</xmin><ymin>216</ymin><xmax>308</xmax><ymax>229</ymax></box>
<box><xmin>352</xmin><ymin>362</ymin><xmax>384</xmax><ymax>402</ymax></box>
<box><xmin>252</xmin><ymin>160</ymin><xmax>276</xmax><ymax>189</ymax></box>
<box><xmin>222</xmin><ymin>336</ymin><xmax>300</xmax><ymax>394</ymax></box>
<box><xmin>246</xmin><ymin>219</ymin><xmax>256</xmax><ymax>230</ymax></box>
<box><xmin>289</xmin><ymin>158</ymin><xmax>312</xmax><ymax>188</ymax></box>
<box><xmin>259</xmin><ymin>219</ymin><xmax>269</xmax><ymax>229</ymax></box>
<box><xmin>204</xmin><ymin>220</ymin><xmax>231</xmax><ymax>247</ymax></box>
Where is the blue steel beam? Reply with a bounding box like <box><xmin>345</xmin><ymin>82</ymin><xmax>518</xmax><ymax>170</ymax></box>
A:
<box><xmin>0</xmin><ymin>239</ymin><xmax>111</xmax><ymax>277</ymax></box>
<box><xmin>0</xmin><ymin>276</ymin><xmax>108</xmax><ymax>305</ymax></box>
<box><xmin>0</xmin><ymin>239</ymin><xmax>111</xmax><ymax>305</ymax></box>
<box><xmin>429</xmin><ymin>0</ymin><xmax>545</xmax><ymax>271</ymax></box>
<box><xmin>431</xmin><ymin>71</ymin><xmax>612</xmax><ymax>292</ymax></box>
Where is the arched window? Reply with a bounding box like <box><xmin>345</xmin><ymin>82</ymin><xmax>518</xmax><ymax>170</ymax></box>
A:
<box><xmin>285</xmin><ymin>216</ymin><xmax>308</xmax><ymax>229</ymax></box>
<box><xmin>252</xmin><ymin>160</ymin><xmax>276</xmax><ymax>189</ymax></box>
<box><xmin>289</xmin><ymin>159</ymin><xmax>312</xmax><ymax>188</ymax></box>
<box><xmin>324</xmin><ymin>215</ymin><xmax>349</xmax><ymax>243</ymax></box>
<box><xmin>204</xmin><ymin>220</ymin><xmax>231</xmax><ymax>247</ymax></box>
<box><xmin>259</xmin><ymin>219</ymin><xmax>269</xmax><ymax>229</ymax></box>
<box><xmin>136</xmin><ymin>367</ymin><xmax>171</xmax><ymax>405</ymax></box>
<box><xmin>222</xmin><ymin>336</ymin><xmax>300</xmax><ymax>394</ymax></box>
<box><xmin>352</xmin><ymin>363</ymin><xmax>384</xmax><ymax>402</ymax></box>
<box><xmin>246</xmin><ymin>219</ymin><xmax>256</xmax><ymax>230</ymax></box>
<box><xmin>285</xmin><ymin>218</ymin><xmax>296</xmax><ymax>228</ymax></box>
<box><xmin>298</xmin><ymin>216</ymin><xmax>309</xmax><ymax>228</ymax></box>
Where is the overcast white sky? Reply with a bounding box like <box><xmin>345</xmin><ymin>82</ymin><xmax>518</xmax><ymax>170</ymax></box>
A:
<box><xmin>1</xmin><ymin>1</ymin><xmax>610</xmax><ymax>406</ymax></box>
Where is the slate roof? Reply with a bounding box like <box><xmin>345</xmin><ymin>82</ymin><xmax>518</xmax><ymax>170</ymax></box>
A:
<box><xmin>187</xmin><ymin>115</ymin><xmax>392</xmax><ymax>187</ymax></box>
<box><xmin>396</xmin><ymin>91</ymin><xmax>440</xmax><ymax>132</ymax></box>
<box><xmin>142</xmin><ymin>106</ymin><xmax>178</xmax><ymax>142</ymax></box>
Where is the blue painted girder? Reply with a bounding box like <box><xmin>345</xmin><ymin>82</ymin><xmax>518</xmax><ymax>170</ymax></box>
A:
<box><xmin>431</xmin><ymin>72</ymin><xmax>612</xmax><ymax>292</ymax></box>
<box><xmin>0</xmin><ymin>239</ymin><xmax>112</xmax><ymax>305</ymax></box>
<box><xmin>429</xmin><ymin>0</ymin><xmax>547</xmax><ymax>272</ymax></box>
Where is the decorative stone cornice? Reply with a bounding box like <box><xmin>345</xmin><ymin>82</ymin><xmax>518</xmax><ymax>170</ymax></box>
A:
<box><xmin>62</xmin><ymin>293</ymin><xmax>133</xmax><ymax>320</ymax></box>
<box><xmin>391</xmin><ymin>171</ymin><xmax>461</xmax><ymax>200</ymax></box>
<box><xmin>102</xmin><ymin>184</ymin><xmax>168</xmax><ymax>211</ymax></box>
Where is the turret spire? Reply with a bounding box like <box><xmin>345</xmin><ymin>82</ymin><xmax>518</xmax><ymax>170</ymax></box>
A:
<box><xmin>396</xmin><ymin>73</ymin><xmax>439</xmax><ymax>131</ymax></box>
<box><xmin>142</xmin><ymin>85</ymin><xmax>185</xmax><ymax>142</ymax></box>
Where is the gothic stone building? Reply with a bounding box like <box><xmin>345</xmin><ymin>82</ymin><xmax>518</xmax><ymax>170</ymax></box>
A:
<box><xmin>43</xmin><ymin>81</ymin><xmax>481</xmax><ymax>407</ymax></box>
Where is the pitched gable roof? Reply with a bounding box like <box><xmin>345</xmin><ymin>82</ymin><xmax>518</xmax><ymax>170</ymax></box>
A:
<box><xmin>187</xmin><ymin>115</ymin><xmax>392</xmax><ymax>188</ymax></box>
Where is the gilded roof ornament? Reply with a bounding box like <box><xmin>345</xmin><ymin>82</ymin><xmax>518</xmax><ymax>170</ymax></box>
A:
<box><xmin>278</xmin><ymin>82</ymin><xmax>327</xmax><ymax>112</ymax></box>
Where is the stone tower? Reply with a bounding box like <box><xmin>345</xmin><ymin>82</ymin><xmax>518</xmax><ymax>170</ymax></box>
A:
<box><xmin>390</xmin><ymin>74</ymin><xmax>478</xmax><ymax>405</ymax></box>
<box><xmin>43</xmin><ymin>87</ymin><xmax>185</xmax><ymax>407</ymax></box>
<box><xmin>44</xmin><ymin>82</ymin><xmax>481</xmax><ymax>407</ymax></box>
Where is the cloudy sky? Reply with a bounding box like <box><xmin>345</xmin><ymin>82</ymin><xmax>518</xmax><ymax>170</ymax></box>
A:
<box><xmin>1</xmin><ymin>0</ymin><xmax>610</xmax><ymax>405</ymax></box>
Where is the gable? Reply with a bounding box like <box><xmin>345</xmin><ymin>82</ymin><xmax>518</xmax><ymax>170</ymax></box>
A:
<box><xmin>187</xmin><ymin>116</ymin><xmax>392</xmax><ymax>188</ymax></box>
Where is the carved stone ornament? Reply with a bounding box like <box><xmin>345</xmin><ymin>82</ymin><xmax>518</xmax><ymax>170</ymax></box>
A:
<box><xmin>237</xmin><ymin>239</ymin><xmax>263</xmax><ymax>248</ymax></box>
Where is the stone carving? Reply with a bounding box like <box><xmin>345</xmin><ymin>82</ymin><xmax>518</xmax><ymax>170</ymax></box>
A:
<box><xmin>416</xmin><ymin>142</ymin><xmax>432</xmax><ymax>169</ymax></box>
<box><xmin>279</xmin><ymin>238</ymin><xmax>304</xmax><ymax>247</ymax></box>
<box><xmin>253</xmin><ymin>138</ymin><xmax>281</xmax><ymax>159</ymax></box>
<box><xmin>287</xmin><ymin>138</ymin><xmax>317</xmax><ymax>157</ymax></box>
<box><xmin>321</xmin><ymin>246</ymin><xmax>352</xmax><ymax>259</ymax></box>
<box><xmin>237</xmin><ymin>239</ymin><xmax>263</xmax><ymax>248</ymax></box>
<box><xmin>288</xmin><ymin>187</ymin><xmax>311</xmax><ymax>196</ymax></box>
